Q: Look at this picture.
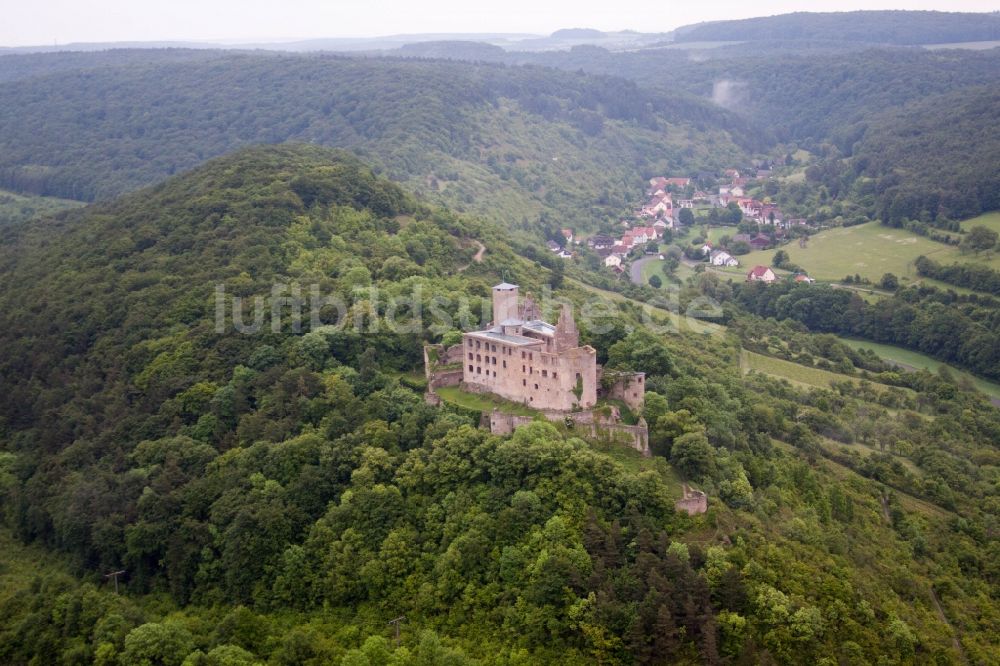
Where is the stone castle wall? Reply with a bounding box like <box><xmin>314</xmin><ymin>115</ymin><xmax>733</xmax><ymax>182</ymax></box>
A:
<box><xmin>488</xmin><ymin>409</ymin><xmax>650</xmax><ymax>456</ymax></box>
<box><xmin>600</xmin><ymin>369</ymin><xmax>646</xmax><ymax>413</ymax></box>
<box><xmin>461</xmin><ymin>338</ymin><xmax>597</xmax><ymax>412</ymax></box>
<box><xmin>428</xmin><ymin>370</ymin><xmax>463</xmax><ymax>390</ymax></box>
<box><xmin>675</xmin><ymin>484</ymin><xmax>708</xmax><ymax>515</ymax></box>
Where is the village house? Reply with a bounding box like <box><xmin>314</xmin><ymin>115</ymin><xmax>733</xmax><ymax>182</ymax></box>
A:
<box><xmin>546</xmin><ymin>240</ymin><xmax>560</xmax><ymax>253</ymax></box>
<box><xmin>635</xmin><ymin>225</ymin><xmax>659</xmax><ymax>240</ymax></box>
<box><xmin>710</xmin><ymin>249</ymin><xmax>739</xmax><ymax>267</ymax></box>
<box><xmin>641</xmin><ymin>194</ymin><xmax>673</xmax><ymax>217</ymax></box>
<box><xmin>759</xmin><ymin>205</ymin><xmax>783</xmax><ymax>226</ymax></box>
<box><xmin>561</xmin><ymin>228</ymin><xmax>574</xmax><ymax>244</ymax></box>
<box><xmin>648</xmin><ymin>176</ymin><xmax>668</xmax><ymax>191</ymax></box>
<box><xmin>649</xmin><ymin>176</ymin><xmax>691</xmax><ymax>191</ymax></box>
<box><xmin>588</xmin><ymin>234</ymin><xmax>615</xmax><ymax>250</ymax></box>
<box><xmin>749</xmin><ymin>234</ymin><xmax>772</xmax><ymax>251</ymax></box>
<box><xmin>604</xmin><ymin>254</ymin><xmax>622</xmax><ymax>268</ymax></box>
<box><xmin>737</xmin><ymin>198</ymin><xmax>763</xmax><ymax>220</ymax></box>
<box><xmin>462</xmin><ymin>283</ymin><xmax>599</xmax><ymax>411</ymax></box>
<box><xmin>794</xmin><ymin>274</ymin><xmax>815</xmax><ymax>283</ymax></box>
<box><xmin>747</xmin><ymin>265</ymin><xmax>777</xmax><ymax>283</ymax></box>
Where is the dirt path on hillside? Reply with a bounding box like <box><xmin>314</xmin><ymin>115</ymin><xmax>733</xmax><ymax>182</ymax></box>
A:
<box><xmin>458</xmin><ymin>241</ymin><xmax>486</xmax><ymax>271</ymax></box>
<box><xmin>930</xmin><ymin>587</ymin><xmax>968</xmax><ymax>664</ymax></box>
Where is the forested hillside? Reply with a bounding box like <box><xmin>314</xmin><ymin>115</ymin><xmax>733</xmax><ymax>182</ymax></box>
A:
<box><xmin>0</xmin><ymin>52</ymin><xmax>752</xmax><ymax>229</ymax></box>
<box><xmin>491</xmin><ymin>46</ymin><xmax>1000</xmax><ymax>221</ymax></box>
<box><xmin>0</xmin><ymin>145</ymin><xmax>998</xmax><ymax>664</ymax></box>
<box><xmin>673</xmin><ymin>11</ymin><xmax>1000</xmax><ymax>45</ymax></box>
<box><xmin>854</xmin><ymin>86</ymin><xmax>1000</xmax><ymax>222</ymax></box>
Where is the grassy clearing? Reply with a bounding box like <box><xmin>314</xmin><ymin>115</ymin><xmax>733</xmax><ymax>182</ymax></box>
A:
<box><xmin>737</xmin><ymin>222</ymin><xmax>948</xmax><ymax>283</ymax></box>
<box><xmin>838</xmin><ymin>338</ymin><xmax>1000</xmax><ymax>401</ymax></box>
<box><xmin>0</xmin><ymin>189</ymin><xmax>83</xmax><ymax>226</ymax></box>
<box><xmin>434</xmin><ymin>386</ymin><xmax>540</xmax><ymax>417</ymax></box>
<box><xmin>701</xmin><ymin>225</ymin><xmax>740</xmax><ymax>245</ymax></box>
<box><xmin>960</xmin><ymin>211</ymin><xmax>1000</xmax><ymax>235</ymax></box>
<box><xmin>0</xmin><ymin>529</ymin><xmax>76</xmax><ymax>604</ymax></box>
<box><xmin>738</xmin><ymin>221</ymin><xmax>1000</xmax><ymax>285</ymax></box>
<box><xmin>640</xmin><ymin>255</ymin><xmax>667</xmax><ymax>285</ymax></box>
<box><xmin>587</xmin><ymin>440</ymin><xmax>684</xmax><ymax>499</ymax></box>
<box><xmin>568</xmin><ymin>277</ymin><xmax>725</xmax><ymax>336</ymax></box>
<box><xmin>741</xmin><ymin>350</ymin><xmax>904</xmax><ymax>395</ymax></box>
<box><xmin>771</xmin><ymin>439</ymin><xmax>953</xmax><ymax>521</ymax></box>
<box><xmin>742</xmin><ymin>350</ymin><xmax>853</xmax><ymax>389</ymax></box>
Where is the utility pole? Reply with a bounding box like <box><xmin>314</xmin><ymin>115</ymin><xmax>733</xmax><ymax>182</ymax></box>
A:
<box><xmin>387</xmin><ymin>615</ymin><xmax>406</xmax><ymax>646</ymax></box>
<box><xmin>104</xmin><ymin>569</ymin><xmax>126</xmax><ymax>594</ymax></box>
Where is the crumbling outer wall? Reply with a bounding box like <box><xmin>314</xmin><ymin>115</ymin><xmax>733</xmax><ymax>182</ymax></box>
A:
<box><xmin>487</xmin><ymin>409</ymin><xmax>650</xmax><ymax>456</ymax></box>
<box><xmin>603</xmin><ymin>370</ymin><xmax>646</xmax><ymax>413</ymax></box>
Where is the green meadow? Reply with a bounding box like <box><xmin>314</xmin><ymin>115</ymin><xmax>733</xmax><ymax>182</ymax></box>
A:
<box><xmin>740</xmin><ymin>350</ymin><xmax>904</xmax><ymax>394</ymax></box>
<box><xmin>738</xmin><ymin>221</ymin><xmax>1000</xmax><ymax>284</ymax></box>
<box><xmin>838</xmin><ymin>338</ymin><xmax>1000</xmax><ymax>401</ymax></box>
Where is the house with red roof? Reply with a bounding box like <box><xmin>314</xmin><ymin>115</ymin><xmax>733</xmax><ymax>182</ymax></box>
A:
<box><xmin>747</xmin><ymin>266</ymin><xmax>777</xmax><ymax>283</ymax></box>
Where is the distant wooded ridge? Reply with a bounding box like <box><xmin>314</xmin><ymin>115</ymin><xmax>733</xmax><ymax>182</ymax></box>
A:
<box><xmin>3</xmin><ymin>10</ymin><xmax>999</xmax><ymax>54</ymax></box>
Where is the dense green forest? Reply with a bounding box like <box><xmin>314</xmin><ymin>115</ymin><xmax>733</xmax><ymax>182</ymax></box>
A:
<box><xmin>0</xmin><ymin>52</ymin><xmax>751</xmax><ymax>229</ymax></box>
<box><xmin>915</xmin><ymin>256</ymin><xmax>1000</xmax><ymax>296</ymax></box>
<box><xmin>0</xmin><ymin>145</ymin><xmax>998</xmax><ymax>664</ymax></box>
<box><xmin>445</xmin><ymin>44</ymin><xmax>1000</xmax><ymax>221</ymax></box>
<box><xmin>853</xmin><ymin>86</ymin><xmax>1000</xmax><ymax>223</ymax></box>
<box><xmin>1</xmin><ymin>41</ymin><xmax>998</xmax><ymax>231</ymax></box>
<box><xmin>1</xmin><ymin>14</ymin><xmax>999</xmax><ymax>662</ymax></box>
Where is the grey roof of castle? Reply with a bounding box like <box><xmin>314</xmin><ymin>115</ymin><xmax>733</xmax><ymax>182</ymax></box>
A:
<box><xmin>522</xmin><ymin>320</ymin><xmax>556</xmax><ymax>335</ymax></box>
<box><xmin>468</xmin><ymin>316</ymin><xmax>556</xmax><ymax>346</ymax></box>
<box><xmin>470</xmin><ymin>329</ymin><xmax>542</xmax><ymax>346</ymax></box>
<box><xmin>493</xmin><ymin>282</ymin><xmax>518</xmax><ymax>290</ymax></box>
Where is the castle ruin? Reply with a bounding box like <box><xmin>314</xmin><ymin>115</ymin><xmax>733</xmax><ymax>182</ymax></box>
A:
<box><xmin>461</xmin><ymin>283</ymin><xmax>599</xmax><ymax>412</ymax></box>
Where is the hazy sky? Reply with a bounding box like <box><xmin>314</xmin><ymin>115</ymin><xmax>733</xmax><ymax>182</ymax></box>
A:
<box><xmin>3</xmin><ymin>1</ymin><xmax>998</xmax><ymax>46</ymax></box>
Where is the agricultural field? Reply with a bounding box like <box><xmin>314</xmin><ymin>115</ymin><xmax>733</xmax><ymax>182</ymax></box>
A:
<box><xmin>838</xmin><ymin>337</ymin><xmax>1000</xmax><ymax>401</ymax></box>
<box><xmin>740</xmin><ymin>350</ymin><xmax>909</xmax><ymax>397</ymax></box>
<box><xmin>737</xmin><ymin>221</ymin><xmax>1000</xmax><ymax>284</ymax></box>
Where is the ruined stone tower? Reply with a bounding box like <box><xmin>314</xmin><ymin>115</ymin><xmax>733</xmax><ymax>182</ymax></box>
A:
<box><xmin>491</xmin><ymin>282</ymin><xmax>519</xmax><ymax>324</ymax></box>
<box><xmin>554</xmin><ymin>303</ymin><xmax>579</xmax><ymax>351</ymax></box>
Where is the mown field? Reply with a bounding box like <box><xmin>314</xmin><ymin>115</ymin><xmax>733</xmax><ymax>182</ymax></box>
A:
<box><xmin>961</xmin><ymin>210</ymin><xmax>1000</xmax><ymax>235</ymax></box>
<box><xmin>838</xmin><ymin>337</ymin><xmax>1000</xmax><ymax>401</ymax></box>
<box><xmin>740</xmin><ymin>349</ymin><xmax>908</xmax><ymax>396</ymax></box>
<box><xmin>737</xmin><ymin>220</ymin><xmax>1000</xmax><ymax>284</ymax></box>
